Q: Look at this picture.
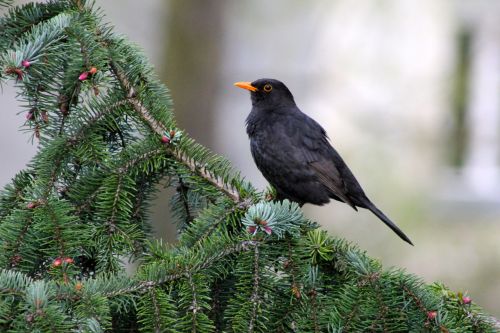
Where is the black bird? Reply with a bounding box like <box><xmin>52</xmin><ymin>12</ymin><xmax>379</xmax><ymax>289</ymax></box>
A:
<box><xmin>234</xmin><ymin>78</ymin><xmax>413</xmax><ymax>245</ymax></box>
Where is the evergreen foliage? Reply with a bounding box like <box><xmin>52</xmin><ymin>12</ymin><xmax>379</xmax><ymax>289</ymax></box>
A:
<box><xmin>0</xmin><ymin>1</ymin><xmax>498</xmax><ymax>331</ymax></box>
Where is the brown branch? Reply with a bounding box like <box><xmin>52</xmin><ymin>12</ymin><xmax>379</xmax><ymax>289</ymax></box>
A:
<box><xmin>402</xmin><ymin>284</ymin><xmax>450</xmax><ymax>332</ymax></box>
<box><xmin>309</xmin><ymin>288</ymin><xmax>320</xmax><ymax>333</ymax></box>
<box><xmin>148</xmin><ymin>288</ymin><xmax>163</xmax><ymax>332</ymax></box>
<box><xmin>7</xmin><ymin>215</ymin><xmax>34</xmax><ymax>268</ymax></box>
<box><xmin>102</xmin><ymin>240</ymin><xmax>259</xmax><ymax>298</ymax></box>
<box><xmin>72</xmin><ymin>99</ymin><xmax>129</xmax><ymax>140</ymax></box>
<box><xmin>73</xmin><ymin>148</ymin><xmax>164</xmax><ymax>216</ymax></box>
<box><xmin>117</xmin><ymin>148</ymin><xmax>165</xmax><ymax>175</ymax></box>
<box><xmin>343</xmin><ymin>294</ymin><xmax>361</xmax><ymax>333</ymax></box>
<box><xmin>367</xmin><ymin>276</ymin><xmax>388</xmax><ymax>332</ymax></box>
<box><xmin>107</xmin><ymin>173</ymin><xmax>123</xmax><ymax>233</ymax></box>
<box><xmin>248</xmin><ymin>244</ymin><xmax>260</xmax><ymax>333</ymax></box>
<box><xmin>43</xmin><ymin>98</ymin><xmax>127</xmax><ymax>200</ymax></box>
<box><xmin>402</xmin><ymin>284</ymin><xmax>428</xmax><ymax>314</ymax></box>
<box><xmin>109</xmin><ymin>62</ymin><xmax>243</xmax><ymax>204</ymax></box>
<box><xmin>193</xmin><ymin>204</ymin><xmax>240</xmax><ymax>246</ymax></box>
<box><xmin>177</xmin><ymin>175</ymin><xmax>194</xmax><ymax>224</ymax></box>
<box><xmin>47</xmin><ymin>203</ymin><xmax>66</xmax><ymax>258</ymax></box>
<box><xmin>187</xmin><ymin>273</ymin><xmax>199</xmax><ymax>332</ymax></box>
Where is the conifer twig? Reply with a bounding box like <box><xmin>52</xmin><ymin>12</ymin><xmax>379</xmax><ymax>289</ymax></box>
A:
<box><xmin>109</xmin><ymin>62</ymin><xmax>243</xmax><ymax>204</ymax></box>
<box><xmin>248</xmin><ymin>245</ymin><xmax>260</xmax><ymax>333</ymax></box>
<box><xmin>7</xmin><ymin>216</ymin><xmax>33</xmax><ymax>268</ymax></box>
<box><xmin>177</xmin><ymin>176</ymin><xmax>194</xmax><ymax>224</ymax></box>
<box><xmin>148</xmin><ymin>289</ymin><xmax>163</xmax><ymax>332</ymax></box>
<box><xmin>103</xmin><ymin>240</ymin><xmax>259</xmax><ymax>298</ymax></box>
<box><xmin>187</xmin><ymin>272</ymin><xmax>200</xmax><ymax>330</ymax></box>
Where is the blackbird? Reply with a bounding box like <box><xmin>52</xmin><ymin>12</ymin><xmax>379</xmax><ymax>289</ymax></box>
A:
<box><xmin>234</xmin><ymin>78</ymin><xmax>413</xmax><ymax>245</ymax></box>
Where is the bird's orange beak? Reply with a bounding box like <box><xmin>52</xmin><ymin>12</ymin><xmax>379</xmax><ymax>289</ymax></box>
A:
<box><xmin>234</xmin><ymin>81</ymin><xmax>258</xmax><ymax>92</ymax></box>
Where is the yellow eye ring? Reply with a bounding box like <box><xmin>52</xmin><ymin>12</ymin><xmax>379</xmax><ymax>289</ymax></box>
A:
<box><xmin>263</xmin><ymin>84</ymin><xmax>272</xmax><ymax>93</ymax></box>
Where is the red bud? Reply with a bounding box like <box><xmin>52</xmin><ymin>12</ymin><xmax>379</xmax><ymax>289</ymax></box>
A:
<box><xmin>263</xmin><ymin>226</ymin><xmax>272</xmax><ymax>235</ymax></box>
<box><xmin>64</xmin><ymin>257</ymin><xmax>74</xmax><ymax>264</ymax></box>
<box><xmin>78</xmin><ymin>72</ymin><xmax>89</xmax><ymax>81</ymax></box>
<box><xmin>21</xmin><ymin>60</ymin><xmax>31</xmax><ymax>68</ymax></box>
<box><xmin>26</xmin><ymin>201</ymin><xmax>37</xmax><ymax>209</ymax></box>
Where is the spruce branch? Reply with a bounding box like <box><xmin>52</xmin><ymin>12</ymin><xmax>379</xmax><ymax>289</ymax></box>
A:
<box><xmin>176</xmin><ymin>175</ymin><xmax>194</xmax><ymax>225</ymax></box>
<box><xmin>107</xmin><ymin>173</ymin><xmax>124</xmax><ymax>231</ymax></box>
<box><xmin>310</xmin><ymin>287</ymin><xmax>320</xmax><ymax>333</ymax></box>
<box><xmin>102</xmin><ymin>240</ymin><xmax>259</xmax><ymax>298</ymax></box>
<box><xmin>109</xmin><ymin>62</ymin><xmax>244</xmax><ymax>204</ymax></box>
<box><xmin>247</xmin><ymin>244</ymin><xmax>260</xmax><ymax>333</ymax></box>
<box><xmin>187</xmin><ymin>272</ymin><xmax>200</xmax><ymax>332</ymax></box>
<box><xmin>403</xmin><ymin>284</ymin><xmax>429</xmax><ymax>315</ymax></box>
<box><xmin>5</xmin><ymin>214</ymin><xmax>33</xmax><ymax>269</ymax></box>
<box><xmin>369</xmin><ymin>282</ymin><xmax>389</xmax><ymax>332</ymax></box>
<box><xmin>147</xmin><ymin>288</ymin><xmax>163</xmax><ymax>332</ymax></box>
<box><xmin>46</xmin><ymin>203</ymin><xmax>68</xmax><ymax>258</ymax></box>
<box><xmin>190</xmin><ymin>204</ymin><xmax>241</xmax><ymax>246</ymax></box>
<box><xmin>0</xmin><ymin>0</ymin><xmax>13</xmax><ymax>8</ymax></box>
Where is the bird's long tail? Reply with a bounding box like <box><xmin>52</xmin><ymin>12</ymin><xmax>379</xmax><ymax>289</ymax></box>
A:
<box><xmin>365</xmin><ymin>202</ymin><xmax>414</xmax><ymax>246</ymax></box>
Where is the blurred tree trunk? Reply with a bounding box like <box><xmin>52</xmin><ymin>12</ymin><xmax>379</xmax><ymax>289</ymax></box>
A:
<box><xmin>161</xmin><ymin>0</ymin><xmax>224</xmax><ymax>148</ymax></box>
<box><xmin>150</xmin><ymin>1</ymin><xmax>225</xmax><ymax>243</ymax></box>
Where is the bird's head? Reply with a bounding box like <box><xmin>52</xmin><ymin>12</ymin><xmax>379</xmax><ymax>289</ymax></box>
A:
<box><xmin>234</xmin><ymin>78</ymin><xmax>296</xmax><ymax>109</ymax></box>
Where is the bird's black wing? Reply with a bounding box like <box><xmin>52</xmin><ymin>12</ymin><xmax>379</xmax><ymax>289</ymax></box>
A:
<box><xmin>309</xmin><ymin>161</ymin><xmax>357</xmax><ymax>209</ymax></box>
<box><xmin>293</xmin><ymin>114</ymin><xmax>358</xmax><ymax>209</ymax></box>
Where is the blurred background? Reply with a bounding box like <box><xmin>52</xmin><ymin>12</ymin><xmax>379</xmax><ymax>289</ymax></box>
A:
<box><xmin>1</xmin><ymin>0</ymin><xmax>499</xmax><ymax>316</ymax></box>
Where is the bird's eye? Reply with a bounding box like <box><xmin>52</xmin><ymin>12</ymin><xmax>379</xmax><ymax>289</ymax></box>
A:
<box><xmin>263</xmin><ymin>84</ymin><xmax>273</xmax><ymax>93</ymax></box>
